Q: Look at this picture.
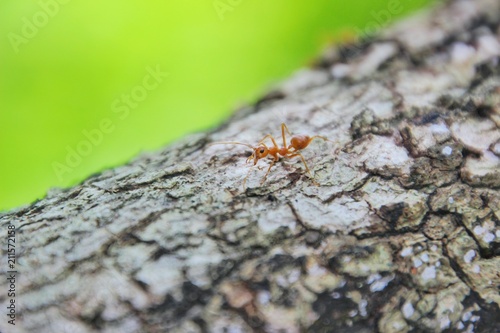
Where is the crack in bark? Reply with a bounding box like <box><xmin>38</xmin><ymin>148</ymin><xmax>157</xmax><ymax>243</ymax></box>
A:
<box><xmin>3</xmin><ymin>1</ymin><xmax>500</xmax><ymax>332</ymax></box>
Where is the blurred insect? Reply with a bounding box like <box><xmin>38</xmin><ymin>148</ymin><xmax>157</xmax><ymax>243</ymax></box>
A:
<box><xmin>209</xmin><ymin>123</ymin><xmax>330</xmax><ymax>188</ymax></box>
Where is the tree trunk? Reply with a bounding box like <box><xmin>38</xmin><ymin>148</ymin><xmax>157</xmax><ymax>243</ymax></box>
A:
<box><xmin>2</xmin><ymin>0</ymin><xmax>500</xmax><ymax>332</ymax></box>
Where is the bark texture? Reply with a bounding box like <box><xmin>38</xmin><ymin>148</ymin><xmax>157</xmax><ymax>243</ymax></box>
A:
<box><xmin>2</xmin><ymin>0</ymin><xmax>500</xmax><ymax>332</ymax></box>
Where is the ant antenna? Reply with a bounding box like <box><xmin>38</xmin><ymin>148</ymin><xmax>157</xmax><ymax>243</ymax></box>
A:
<box><xmin>208</xmin><ymin>141</ymin><xmax>254</xmax><ymax>149</ymax></box>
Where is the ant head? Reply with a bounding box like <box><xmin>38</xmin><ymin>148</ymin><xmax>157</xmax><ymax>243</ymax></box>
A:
<box><xmin>247</xmin><ymin>145</ymin><xmax>268</xmax><ymax>165</ymax></box>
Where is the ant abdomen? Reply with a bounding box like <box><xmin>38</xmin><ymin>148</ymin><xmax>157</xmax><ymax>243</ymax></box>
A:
<box><xmin>290</xmin><ymin>135</ymin><xmax>311</xmax><ymax>150</ymax></box>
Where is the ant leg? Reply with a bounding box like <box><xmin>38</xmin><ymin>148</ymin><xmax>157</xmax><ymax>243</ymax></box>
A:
<box><xmin>309</xmin><ymin>136</ymin><xmax>339</xmax><ymax>156</ymax></box>
<box><xmin>242</xmin><ymin>165</ymin><xmax>256</xmax><ymax>190</ymax></box>
<box><xmin>258</xmin><ymin>134</ymin><xmax>279</xmax><ymax>149</ymax></box>
<box><xmin>286</xmin><ymin>153</ymin><xmax>312</xmax><ymax>176</ymax></box>
<box><xmin>281</xmin><ymin>123</ymin><xmax>292</xmax><ymax>135</ymax></box>
<box><xmin>260</xmin><ymin>158</ymin><xmax>277</xmax><ymax>184</ymax></box>
<box><xmin>309</xmin><ymin>135</ymin><xmax>331</xmax><ymax>143</ymax></box>
<box><xmin>286</xmin><ymin>152</ymin><xmax>319</xmax><ymax>185</ymax></box>
<box><xmin>281</xmin><ymin>123</ymin><xmax>292</xmax><ymax>148</ymax></box>
<box><xmin>243</xmin><ymin>154</ymin><xmax>276</xmax><ymax>188</ymax></box>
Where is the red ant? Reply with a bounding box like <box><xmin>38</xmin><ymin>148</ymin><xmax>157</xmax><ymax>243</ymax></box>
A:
<box><xmin>209</xmin><ymin>123</ymin><xmax>330</xmax><ymax>188</ymax></box>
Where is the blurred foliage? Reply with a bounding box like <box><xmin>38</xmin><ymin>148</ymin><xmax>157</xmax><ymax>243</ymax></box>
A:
<box><xmin>0</xmin><ymin>0</ymin><xmax>433</xmax><ymax>211</ymax></box>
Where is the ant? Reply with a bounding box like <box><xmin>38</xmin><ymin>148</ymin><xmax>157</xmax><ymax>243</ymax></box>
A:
<box><xmin>209</xmin><ymin>123</ymin><xmax>330</xmax><ymax>188</ymax></box>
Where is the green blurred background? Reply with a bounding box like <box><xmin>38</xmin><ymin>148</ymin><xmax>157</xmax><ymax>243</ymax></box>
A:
<box><xmin>0</xmin><ymin>0</ymin><xmax>433</xmax><ymax>212</ymax></box>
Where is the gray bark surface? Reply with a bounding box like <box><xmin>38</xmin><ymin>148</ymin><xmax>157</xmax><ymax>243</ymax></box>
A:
<box><xmin>2</xmin><ymin>0</ymin><xmax>500</xmax><ymax>332</ymax></box>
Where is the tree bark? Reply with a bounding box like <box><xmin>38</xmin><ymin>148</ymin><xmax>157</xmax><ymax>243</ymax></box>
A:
<box><xmin>2</xmin><ymin>0</ymin><xmax>500</xmax><ymax>332</ymax></box>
